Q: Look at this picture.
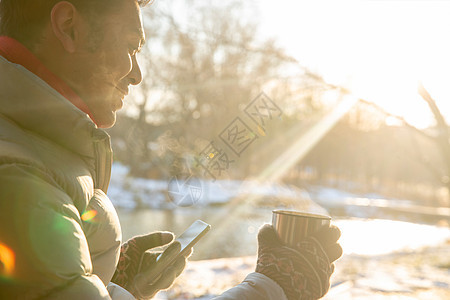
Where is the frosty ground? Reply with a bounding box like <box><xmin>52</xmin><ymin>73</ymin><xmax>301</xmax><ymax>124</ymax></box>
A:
<box><xmin>108</xmin><ymin>163</ymin><xmax>450</xmax><ymax>299</ymax></box>
<box><xmin>154</xmin><ymin>221</ymin><xmax>450</xmax><ymax>300</ymax></box>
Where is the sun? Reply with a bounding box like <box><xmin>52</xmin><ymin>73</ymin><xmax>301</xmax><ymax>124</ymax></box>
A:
<box><xmin>258</xmin><ymin>0</ymin><xmax>450</xmax><ymax>130</ymax></box>
<box><xmin>348</xmin><ymin>70</ymin><xmax>434</xmax><ymax>129</ymax></box>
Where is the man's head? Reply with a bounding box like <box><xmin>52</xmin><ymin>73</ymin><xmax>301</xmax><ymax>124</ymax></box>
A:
<box><xmin>0</xmin><ymin>0</ymin><xmax>151</xmax><ymax>128</ymax></box>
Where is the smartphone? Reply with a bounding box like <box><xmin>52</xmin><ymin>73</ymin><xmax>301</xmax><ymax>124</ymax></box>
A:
<box><xmin>136</xmin><ymin>220</ymin><xmax>211</xmax><ymax>286</ymax></box>
<box><xmin>167</xmin><ymin>219</ymin><xmax>211</xmax><ymax>261</ymax></box>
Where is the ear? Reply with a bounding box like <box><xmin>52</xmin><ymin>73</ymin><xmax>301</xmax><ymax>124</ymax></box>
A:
<box><xmin>50</xmin><ymin>1</ymin><xmax>79</xmax><ymax>53</ymax></box>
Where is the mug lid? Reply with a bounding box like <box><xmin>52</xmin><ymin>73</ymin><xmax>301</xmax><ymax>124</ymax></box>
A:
<box><xmin>272</xmin><ymin>210</ymin><xmax>331</xmax><ymax>220</ymax></box>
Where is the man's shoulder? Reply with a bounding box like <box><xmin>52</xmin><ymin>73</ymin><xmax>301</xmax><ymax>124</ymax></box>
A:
<box><xmin>0</xmin><ymin>113</ymin><xmax>95</xmax><ymax>210</ymax></box>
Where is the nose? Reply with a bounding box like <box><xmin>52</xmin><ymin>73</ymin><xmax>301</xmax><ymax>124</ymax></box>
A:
<box><xmin>128</xmin><ymin>55</ymin><xmax>142</xmax><ymax>85</ymax></box>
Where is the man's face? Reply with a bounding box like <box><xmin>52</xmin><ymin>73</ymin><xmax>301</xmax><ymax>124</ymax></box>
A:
<box><xmin>68</xmin><ymin>0</ymin><xmax>145</xmax><ymax>128</ymax></box>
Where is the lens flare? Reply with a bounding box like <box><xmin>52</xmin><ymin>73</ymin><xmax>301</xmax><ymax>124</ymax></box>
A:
<box><xmin>81</xmin><ymin>210</ymin><xmax>98</xmax><ymax>223</ymax></box>
<box><xmin>0</xmin><ymin>243</ymin><xmax>15</xmax><ymax>277</ymax></box>
<box><xmin>198</xmin><ymin>95</ymin><xmax>358</xmax><ymax>253</ymax></box>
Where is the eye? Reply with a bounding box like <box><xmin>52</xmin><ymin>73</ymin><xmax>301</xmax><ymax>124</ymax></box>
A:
<box><xmin>129</xmin><ymin>44</ymin><xmax>141</xmax><ymax>56</ymax></box>
<box><xmin>129</xmin><ymin>47</ymin><xmax>137</xmax><ymax>56</ymax></box>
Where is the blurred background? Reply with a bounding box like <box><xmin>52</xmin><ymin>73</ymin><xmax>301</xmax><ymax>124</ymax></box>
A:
<box><xmin>106</xmin><ymin>0</ymin><xmax>450</xmax><ymax>299</ymax></box>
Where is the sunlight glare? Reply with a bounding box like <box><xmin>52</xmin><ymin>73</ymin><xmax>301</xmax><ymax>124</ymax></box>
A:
<box><xmin>336</xmin><ymin>219</ymin><xmax>450</xmax><ymax>256</ymax></box>
<box><xmin>259</xmin><ymin>0</ymin><xmax>450</xmax><ymax>129</ymax></box>
<box><xmin>198</xmin><ymin>95</ymin><xmax>357</xmax><ymax>253</ymax></box>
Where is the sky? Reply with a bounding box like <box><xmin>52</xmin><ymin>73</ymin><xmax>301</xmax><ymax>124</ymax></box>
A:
<box><xmin>256</xmin><ymin>0</ymin><xmax>450</xmax><ymax>128</ymax></box>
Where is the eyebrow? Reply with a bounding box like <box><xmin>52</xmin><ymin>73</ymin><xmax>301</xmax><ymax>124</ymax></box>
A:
<box><xmin>132</xmin><ymin>27</ymin><xmax>146</xmax><ymax>52</ymax></box>
<box><xmin>126</xmin><ymin>33</ymin><xmax>145</xmax><ymax>54</ymax></box>
<box><xmin>138</xmin><ymin>37</ymin><xmax>146</xmax><ymax>52</ymax></box>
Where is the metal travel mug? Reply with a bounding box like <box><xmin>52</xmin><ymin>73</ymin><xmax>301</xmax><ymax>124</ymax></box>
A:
<box><xmin>272</xmin><ymin>210</ymin><xmax>331</xmax><ymax>247</ymax></box>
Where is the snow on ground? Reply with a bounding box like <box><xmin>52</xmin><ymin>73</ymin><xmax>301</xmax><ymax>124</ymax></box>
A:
<box><xmin>108</xmin><ymin>163</ymin><xmax>168</xmax><ymax>209</ymax></box>
<box><xmin>306</xmin><ymin>186</ymin><xmax>413</xmax><ymax>211</ymax></box>
<box><xmin>155</xmin><ymin>219</ymin><xmax>450</xmax><ymax>300</ymax></box>
<box><xmin>154</xmin><ymin>246</ymin><xmax>450</xmax><ymax>299</ymax></box>
<box><xmin>307</xmin><ymin>185</ymin><xmax>450</xmax><ymax>221</ymax></box>
<box><xmin>325</xmin><ymin>243</ymin><xmax>450</xmax><ymax>300</ymax></box>
<box><xmin>108</xmin><ymin>163</ymin><xmax>314</xmax><ymax>210</ymax></box>
<box><xmin>109</xmin><ymin>163</ymin><xmax>450</xmax><ymax>299</ymax></box>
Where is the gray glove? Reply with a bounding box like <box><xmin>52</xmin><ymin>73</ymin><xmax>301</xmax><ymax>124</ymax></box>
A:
<box><xmin>256</xmin><ymin>224</ymin><xmax>342</xmax><ymax>300</ymax></box>
<box><xmin>111</xmin><ymin>232</ymin><xmax>190</xmax><ymax>299</ymax></box>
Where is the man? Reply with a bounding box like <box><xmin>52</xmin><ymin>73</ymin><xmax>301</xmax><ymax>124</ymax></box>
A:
<box><xmin>0</xmin><ymin>0</ymin><xmax>342</xmax><ymax>299</ymax></box>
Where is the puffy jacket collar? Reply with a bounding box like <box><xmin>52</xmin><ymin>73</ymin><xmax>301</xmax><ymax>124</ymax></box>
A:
<box><xmin>0</xmin><ymin>36</ymin><xmax>95</xmax><ymax>123</ymax></box>
<box><xmin>0</xmin><ymin>56</ymin><xmax>112</xmax><ymax>192</ymax></box>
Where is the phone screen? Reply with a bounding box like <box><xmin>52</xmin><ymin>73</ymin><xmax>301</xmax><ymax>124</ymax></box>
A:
<box><xmin>141</xmin><ymin>220</ymin><xmax>211</xmax><ymax>286</ymax></box>
<box><xmin>176</xmin><ymin>220</ymin><xmax>211</xmax><ymax>255</ymax></box>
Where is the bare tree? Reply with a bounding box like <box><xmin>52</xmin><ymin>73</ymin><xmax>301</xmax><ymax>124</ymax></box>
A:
<box><xmin>115</xmin><ymin>0</ymin><xmax>300</xmax><ymax>177</ymax></box>
<box><xmin>417</xmin><ymin>83</ymin><xmax>450</xmax><ymax>195</ymax></box>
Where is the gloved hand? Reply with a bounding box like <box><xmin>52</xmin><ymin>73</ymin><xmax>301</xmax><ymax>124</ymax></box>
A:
<box><xmin>111</xmin><ymin>232</ymin><xmax>190</xmax><ymax>299</ymax></box>
<box><xmin>255</xmin><ymin>224</ymin><xmax>342</xmax><ymax>300</ymax></box>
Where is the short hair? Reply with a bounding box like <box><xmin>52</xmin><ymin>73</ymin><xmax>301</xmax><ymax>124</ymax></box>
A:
<box><xmin>0</xmin><ymin>0</ymin><xmax>151</xmax><ymax>48</ymax></box>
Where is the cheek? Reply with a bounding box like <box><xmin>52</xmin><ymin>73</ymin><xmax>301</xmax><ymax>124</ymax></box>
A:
<box><xmin>111</xmin><ymin>49</ymin><xmax>133</xmax><ymax>80</ymax></box>
<box><xmin>93</xmin><ymin>50</ymin><xmax>132</xmax><ymax>82</ymax></box>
